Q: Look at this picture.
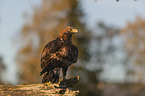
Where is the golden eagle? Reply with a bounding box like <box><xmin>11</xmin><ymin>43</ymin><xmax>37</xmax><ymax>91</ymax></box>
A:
<box><xmin>40</xmin><ymin>26</ymin><xmax>78</xmax><ymax>83</ymax></box>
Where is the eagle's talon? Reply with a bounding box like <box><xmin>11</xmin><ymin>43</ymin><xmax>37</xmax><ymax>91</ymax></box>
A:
<box><xmin>45</xmin><ymin>82</ymin><xmax>51</xmax><ymax>85</ymax></box>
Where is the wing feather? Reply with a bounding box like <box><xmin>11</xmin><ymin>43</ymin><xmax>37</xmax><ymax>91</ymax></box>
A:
<box><xmin>40</xmin><ymin>39</ymin><xmax>62</xmax><ymax>69</ymax></box>
<box><xmin>40</xmin><ymin>39</ymin><xmax>78</xmax><ymax>77</ymax></box>
<box><xmin>40</xmin><ymin>59</ymin><xmax>62</xmax><ymax>75</ymax></box>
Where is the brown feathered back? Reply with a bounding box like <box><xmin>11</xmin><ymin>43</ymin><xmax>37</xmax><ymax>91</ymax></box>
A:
<box><xmin>40</xmin><ymin>26</ymin><xmax>78</xmax><ymax>83</ymax></box>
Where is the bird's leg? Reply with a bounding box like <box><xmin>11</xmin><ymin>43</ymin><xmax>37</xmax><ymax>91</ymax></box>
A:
<box><xmin>62</xmin><ymin>67</ymin><xmax>68</xmax><ymax>81</ymax></box>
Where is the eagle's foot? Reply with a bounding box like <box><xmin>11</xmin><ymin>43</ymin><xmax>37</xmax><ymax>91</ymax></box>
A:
<box><xmin>45</xmin><ymin>82</ymin><xmax>51</xmax><ymax>85</ymax></box>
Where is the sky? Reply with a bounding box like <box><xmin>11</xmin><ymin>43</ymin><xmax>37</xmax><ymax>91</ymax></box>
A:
<box><xmin>0</xmin><ymin>0</ymin><xmax>145</xmax><ymax>84</ymax></box>
<box><xmin>80</xmin><ymin>0</ymin><xmax>145</xmax><ymax>29</ymax></box>
<box><xmin>0</xmin><ymin>0</ymin><xmax>41</xmax><ymax>83</ymax></box>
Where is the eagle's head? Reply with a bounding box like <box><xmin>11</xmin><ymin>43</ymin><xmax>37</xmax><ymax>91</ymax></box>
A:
<box><xmin>61</xmin><ymin>26</ymin><xmax>78</xmax><ymax>35</ymax></box>
<box><xmin>58</xmin><ymin>26</ymin><xmax>78</xmax><ymax>41</ymax></box>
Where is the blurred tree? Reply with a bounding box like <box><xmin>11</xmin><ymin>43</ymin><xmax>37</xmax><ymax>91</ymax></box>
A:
<box><xmin>72</xmin><ymin>22</ymin><xmax>123</xmax><ymax>96</ymax></box>
<box><xmin>0</xmin><ymin>56</ymin><xmax>6</xmax><ymax>84</ymax></box>
<box><xmin>122</xmin><ymin>17</ymin><xmax>145</xmax><ymax>82</ymax></box>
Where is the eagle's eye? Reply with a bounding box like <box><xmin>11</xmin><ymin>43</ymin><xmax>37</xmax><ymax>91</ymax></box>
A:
<box><xmin>69</xmin><ymin>28</ymin><xmax>72</xmax><ymax>31</ymax></box>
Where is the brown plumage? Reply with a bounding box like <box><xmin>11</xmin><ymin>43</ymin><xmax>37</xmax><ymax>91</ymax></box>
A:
<box><xmin>40</xmin><ymin>26</ymin><xmax>78</xmax><ymax>83</ymax></box>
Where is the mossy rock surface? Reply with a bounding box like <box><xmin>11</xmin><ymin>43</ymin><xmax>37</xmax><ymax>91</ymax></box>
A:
<box><xmin>0</xmin><ymin>83</ymin><xmax>79</xmax><ymax>96</ymax></box>
<box><xmin>0</xmin><ymin>77</ymin><xmax>79</xmax><ymax>96</ymax></box>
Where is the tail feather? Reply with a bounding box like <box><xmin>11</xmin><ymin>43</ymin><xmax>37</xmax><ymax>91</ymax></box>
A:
<box><xmin>40</xmin><ymin>63</ymin><xmax>53</xmax><ymax>76</ymax></box>
<box><xmin>42</xmin><ymin>67</ymin><xmax>60</xmax><ymax>83</ymax></box>
<box><xmin>40</xmin><ymin>60</ymin><xmax>61</xmax><ymax>76</ymax></box>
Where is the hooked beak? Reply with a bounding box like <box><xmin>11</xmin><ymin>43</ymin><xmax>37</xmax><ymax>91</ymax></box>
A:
<box><xmin>71</xmin><ymin>28</ymin><xmax>78</xmax><ymax>33</ymax></box>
